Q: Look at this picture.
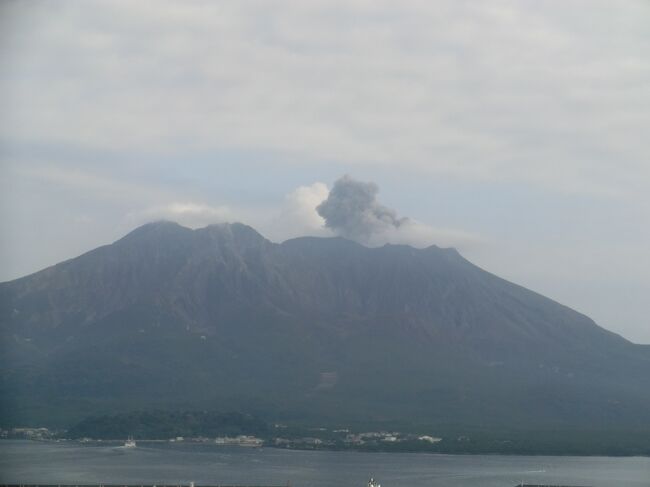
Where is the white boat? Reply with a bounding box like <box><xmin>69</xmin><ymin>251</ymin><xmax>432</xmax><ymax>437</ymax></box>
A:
<box><xmin>123</xmin><ymin>437</ymin><xmax>136</xmax><ymax>448</ymax></box>
<box><xmin>367</xmin><ymin>478</ymin><xmax>381</xmax><ymax>487</ymax></box>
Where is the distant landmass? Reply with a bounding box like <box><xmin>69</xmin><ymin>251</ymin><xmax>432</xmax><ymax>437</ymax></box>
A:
<box><xmin>1</xmin><ymin>221</ymin><xmax>649</xmax><ymax>453</ymax></box>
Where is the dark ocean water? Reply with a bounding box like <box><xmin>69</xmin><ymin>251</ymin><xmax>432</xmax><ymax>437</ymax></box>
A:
<box><xmin>1</xmin><ymin>440</ymin><xmax>648</xmax><ymax>487</ymax></box>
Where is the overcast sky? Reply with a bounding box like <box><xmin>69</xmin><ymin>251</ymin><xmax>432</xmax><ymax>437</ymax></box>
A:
<box><xmin>1</xmin><ymin>1</ymin><xmax>649</xmax><ymax>343</ymax></box>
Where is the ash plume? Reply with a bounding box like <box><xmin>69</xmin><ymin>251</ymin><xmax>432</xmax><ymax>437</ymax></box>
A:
<box><xmin>316</xmin><ymin>175</ymin><xmax>408</xmax><ymax>241</ymax></box>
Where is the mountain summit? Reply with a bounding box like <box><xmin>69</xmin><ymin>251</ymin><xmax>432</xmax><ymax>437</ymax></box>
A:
<box><xmin>1</xmin><ymin>221</ymin><xmax>649</xmax><ymax>436</ymax></box>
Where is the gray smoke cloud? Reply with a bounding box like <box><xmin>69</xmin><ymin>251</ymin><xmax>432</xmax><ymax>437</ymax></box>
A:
<box><xmin>316</xmin><ymin>175</ymin><xmax>408</xmax><ymax>241</ymax></box>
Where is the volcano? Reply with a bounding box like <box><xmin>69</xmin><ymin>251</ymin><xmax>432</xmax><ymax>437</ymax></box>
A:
<box><xmin>1</xmin><ymin>221</ymin><xmax>649</xmax><ymax>442</ymax></box>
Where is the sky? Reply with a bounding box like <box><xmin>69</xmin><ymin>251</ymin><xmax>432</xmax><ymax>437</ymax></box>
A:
<box><xmin>1</xmin><ymin>0</ymin><xmax>649</xmax><ymax>343</ymax></box>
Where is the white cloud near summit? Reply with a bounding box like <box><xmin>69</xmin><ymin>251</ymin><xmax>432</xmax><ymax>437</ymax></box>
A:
<box><xmin>268</xmin><ymin>182</ymin><xmax>330</xmax><ymax>240</ymax></box>
<box><xmin>124</xmin><ymin>184</ymin><xmax>330</xmax><ymax>240</ymax></box>
<box><xmin>126</xmin><ymin>202</ymin><xmax>235</xmax><ymax>229</ymax></box>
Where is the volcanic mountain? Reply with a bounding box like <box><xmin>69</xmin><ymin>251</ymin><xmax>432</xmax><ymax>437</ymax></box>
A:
<box><xmin>1</xmin><ymin>221</ymin><xmax>649</xmax><ymax>439</ymax></box>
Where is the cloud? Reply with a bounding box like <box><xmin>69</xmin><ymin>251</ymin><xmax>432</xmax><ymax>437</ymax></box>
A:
<box><xmin>266</xmin><ymin>182</ymin><xmax>330</xmax><ymax>240</ymax></box>
<box><xmin>373</xmin><ymin>219</ymin><xmax>483</xmax><ymax>251</ymax></box>
<box><xmin>316</xmin><ymin>175</ymin><xmax>406</xmax><ymax>240</ymax></box>
<box><xmin>316</xmin><ymin>175</ymin><xmax>482</xmax><ymax>249</ymax></box>
<box><xmin>127</xmin><ymin>202</ymin><xmax>233</xmax><ymax>229</ymax></box>
<box><xmin>123</xmin><ymin>183</ymin><xmax>329</xmax><ymax>242</ymax></box>
<box><xmin>123</xmin><ymin>178</ymin><xmax>481</xmax><ymax>250</ymax></box>
<box><xmin>2</xmin><ymin>1</ymin><xmax>649</xmax><ymax>197</ymax></box>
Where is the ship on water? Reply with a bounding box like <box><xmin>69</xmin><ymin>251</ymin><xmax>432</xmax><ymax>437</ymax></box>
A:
<box><xmin>123</xmin><ymin>437</ymin><xmax>136</xmax><ymax>448</ymax></box>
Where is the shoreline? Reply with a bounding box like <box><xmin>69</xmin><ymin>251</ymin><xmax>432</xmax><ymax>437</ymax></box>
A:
<box><xmin>2</xmin><ymin>438</ymin><xmax>649</xmax><ymax>458</ymax></box>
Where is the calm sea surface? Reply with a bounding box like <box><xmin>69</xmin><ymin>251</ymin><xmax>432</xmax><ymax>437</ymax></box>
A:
<box><xmin>1</xmin><ymin>440</ymin><xmax>648</xmax><ymax>487</ymax></box>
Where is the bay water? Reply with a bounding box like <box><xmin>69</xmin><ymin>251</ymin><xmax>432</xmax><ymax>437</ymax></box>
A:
<box><xmin>1</xmin><ymin>440</ymin><xmax>648</xmax><ymax>487</ymax></box>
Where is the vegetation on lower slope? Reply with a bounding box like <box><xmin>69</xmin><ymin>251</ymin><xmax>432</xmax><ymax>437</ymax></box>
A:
<box><xmin>66</xmin><ymin>410</ymin><xmax>268</xmax><ymax>440</ymax></box>
<box><xmin>62</xmin><ymin>409</ymin><xmax>650</xmax><ymax>456</ymax></box>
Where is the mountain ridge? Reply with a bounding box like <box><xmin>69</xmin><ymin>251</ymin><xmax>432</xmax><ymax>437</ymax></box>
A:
<box><xmin>1</xmin><ymin>221</ymin><xmax>648</xmax><ymax>437</ymax></box>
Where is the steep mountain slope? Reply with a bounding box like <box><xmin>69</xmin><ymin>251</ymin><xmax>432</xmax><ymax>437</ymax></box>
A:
<box><xmin>1</xmin><ymin>221</ymin><xmax>649</xmax><ymax>433</ymax></box>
